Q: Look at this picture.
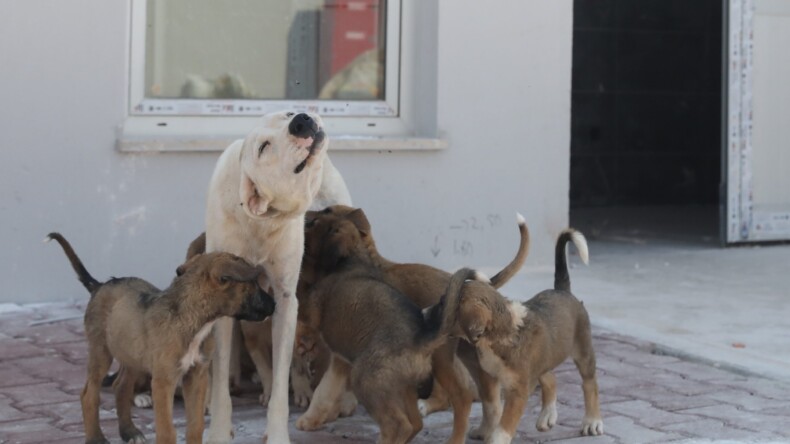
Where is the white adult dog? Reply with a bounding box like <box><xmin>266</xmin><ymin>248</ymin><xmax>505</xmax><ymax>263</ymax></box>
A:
<box><xmin>205</xmin><ymin>110</ymin><xmax>350</xmax><ymax>443</ymax></box>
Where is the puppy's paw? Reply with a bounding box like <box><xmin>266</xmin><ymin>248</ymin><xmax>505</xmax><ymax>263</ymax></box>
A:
<box><xmin>339</xmin><ymin>392</ymin><xmax>358</xmax><ymax>417</ymax></box>
<box><xmin>133</xmin><ymin>393</ymin><xmax>153</xmax><ymax>409</ymax></box>
<box><xmin>536</xmin><ymin>401</ymin><xmax>557</xmax><ymax>432</ymax></box>
<box><xmin>120</xmin><ymin>427</ymin><xmax>147</xmax><ymax>444</ymax></box>
<box><xmin>417</xmin><ymin>399</ymin><xmax>429</xmax><ymax>417</ymax></box>
<box><xmin>295</xmin><ymin>413</ymin><xmax>323</xmax><ymax>431</ymax></box>
<box><xmin>581</xmin><ymin>416</ymin><xmax>604</xmax><ymax>436</ymax></box>
<box><xmin>484</xmin><ymin>427</ymin><xmax>511</xmax><ymax>444</ymax></box>
<box><xmin>259</xmin><ymin>389</ymin><xmax>272</xmax><ymax>407</ymax></box>
<box><xmin>293</xmin><ymin>390</ymin><xmax>311</xmax><ymax>408</ymax></box>
<box><xmin>468</xmin><ymin>425</ymin><xmax>488</xmax><ymax>440</ymax></box>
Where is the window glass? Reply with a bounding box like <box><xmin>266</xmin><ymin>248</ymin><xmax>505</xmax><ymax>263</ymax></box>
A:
<box><xmin>144</xmin><ymin>0</ymin><xmax>386</xmax><ymax>103</ymax></box>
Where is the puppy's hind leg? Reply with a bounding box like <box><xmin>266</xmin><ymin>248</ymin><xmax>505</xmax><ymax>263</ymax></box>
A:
<box><xmin>296</xmin><ymin>354</ymin><xmax>351</xmax><ymax>430</ymax></box>
<box><xmin>432</xmin><ymin>347</ymin><xmax>474</xmax><ymax>444</ymax></box>
<box><xmin>81</xmin><ymin>344</ymin><xmax>113</xmax><ymax>444</ymax></box>
<box><xmin>536</xmin><ymin>372</ymin><xmax>558</xmax><ymax>432</ymax></box>
<box><xmin>114</xmin><ymin>367</ymin><xmax>147</xmax><ymax>443</ymax></box>
<box><xmin>573</xmin><ymin>330</ymin><xmax>603</xmax><ymax>436</ymax></box>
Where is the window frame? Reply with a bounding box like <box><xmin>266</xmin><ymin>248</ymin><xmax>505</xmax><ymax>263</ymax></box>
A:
<box><xmin>121</xmin><ymin>0</ymin><xmax>434</xmax><ymax>145</ymax></box>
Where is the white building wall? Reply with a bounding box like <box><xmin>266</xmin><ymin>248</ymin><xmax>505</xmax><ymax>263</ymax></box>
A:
<box><xmin>0</xmin><ymin>0</ymin><xmax>572</xmax><ymax>303</ymax></box>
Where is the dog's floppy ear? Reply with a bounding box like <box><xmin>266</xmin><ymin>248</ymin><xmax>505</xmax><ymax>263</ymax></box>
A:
<box><xmin>212</xmin><ymin>256</ymin><xmax>261</xmax><ymax>283</ymax></box>
<box><xmin>240</xmin><ymin>173</ymin><xmax>269</xmax><ymax>217</ymax></box>
<box><xmin>345</xmin><ymin>208</ymin><xmax>371</xmax><ymax>236</ymax></box>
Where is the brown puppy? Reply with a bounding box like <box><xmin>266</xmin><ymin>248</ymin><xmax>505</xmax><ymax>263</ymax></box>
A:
<box><xmin>448</xmin><ymin>229</ymin><xmax>603</xmax><ymax>444</ymax></box>
<box><xmin>186</xmin><ymin>232</ymin><xmax>332</xmax><ymax>408</ymax></box>
<box><xmin>47</xmin><ymin>233</ymin><xmax>275</xmax><ymax>444</ymax></box>
<box><xmin>295</xmin><ymin>215</ymin><xmax>469</xmax><ymax>444</ymax></box>
<box><xmin>295</xmin><ymin>205</ymin><xmax>528</xmax><ymax>444</ymax></box>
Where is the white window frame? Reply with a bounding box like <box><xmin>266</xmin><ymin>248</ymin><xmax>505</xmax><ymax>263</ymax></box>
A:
<box><xmin>119</xmin><ymin>0</ymin><xmax>444</xmax><ymax>151</ymax></box>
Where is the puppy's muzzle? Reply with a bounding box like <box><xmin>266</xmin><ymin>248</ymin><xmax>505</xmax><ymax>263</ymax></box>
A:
<box><xmin>235</xmin><ymin>286</ymin><xmax>276</xmax><ymax>322</ymax></box>
<box><xmin>288</xmin><ymin>113</ymin><xmax>319</xmax><ymax>139</ymax></box>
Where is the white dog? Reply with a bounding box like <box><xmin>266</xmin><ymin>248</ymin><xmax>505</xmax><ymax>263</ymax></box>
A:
<box><xmin>205</xmin><ymin>110</ymin><xmax>350</xmax><ymax>443</ymax></box>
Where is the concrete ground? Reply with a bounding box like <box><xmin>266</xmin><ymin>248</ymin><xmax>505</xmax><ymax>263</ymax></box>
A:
<box><xmin>2</xmin><ymin>204</ymin><xmax>790</xmax><ymax>443</ymax></box>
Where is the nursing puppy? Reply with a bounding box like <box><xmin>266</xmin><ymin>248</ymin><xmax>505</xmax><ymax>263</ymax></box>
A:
<box><xmin>449</xmin><ymin>229</ymin><xmax>603</xmax><ymax>444</ymax></box>
<box><xmin>296</xmin><ymin>214</ymin><xmax>469</xmax><ymax>444</ymax></box>
<box><xmin>295</xmin><ymin>206</ymin><xmax>528</xmax><ymax>444</ymax></box>
<box><xmin>46</xmin><ymin>233</ymin><xmax>275</xmax><ymax>444</ymax></box>
<box><xmin>205</xmin><ymin>110</ymin><xmax>348</xmax><ymax>443</ymax></box>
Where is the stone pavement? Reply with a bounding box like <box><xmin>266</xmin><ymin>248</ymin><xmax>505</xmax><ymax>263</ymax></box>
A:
<box><xmin>1</xmin><ymin>303</ymin><xmax>789</xmax><ymax>444</ymax></box>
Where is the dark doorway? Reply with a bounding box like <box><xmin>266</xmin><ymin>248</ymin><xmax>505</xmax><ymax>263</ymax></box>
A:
<box><xmin>570</xmin><ymin>0</ymin><xmax>723</xmax><ymax>245</ymax></box>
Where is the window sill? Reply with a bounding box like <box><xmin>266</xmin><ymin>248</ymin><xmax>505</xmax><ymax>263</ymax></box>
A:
<box><xmin>116</xmin><ymin>135</ymin><xmax>448</xmax><ymax>153</ymax></box>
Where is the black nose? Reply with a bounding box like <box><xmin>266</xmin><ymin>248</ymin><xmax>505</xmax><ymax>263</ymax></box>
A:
<box><xmin>288</xmin><ymin>113</ymin><xmax>319</xmax><ymax>138</ymax></box>
<box><xmin>235</xmin><ymin>287</ymin><xmax>276</xmax><ymax>322</ymax></box>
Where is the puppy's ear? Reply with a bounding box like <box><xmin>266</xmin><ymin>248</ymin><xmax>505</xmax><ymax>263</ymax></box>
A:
<box><xmin>175</xmin><ymin>254</ymin><xmax>201</xmax><ymax>277</ymax></box>
<box><xmin>212</xmin><ymin>256</ymin><xmax>261</xmax><ymax>283</ymax></box>
<box><xmin>185</xmin><ymin>232</ymin><xmax>206</xmax><ymax>260</ymax></box>
<box><xmin>345</xmin><ymin>208</ymin><xmax>371</xmax><ymax>236</ymax></box>
<box><xmin>240</xmin><ymin>174</ymin><xmax>269</xmax><ymax>217</ymax></box>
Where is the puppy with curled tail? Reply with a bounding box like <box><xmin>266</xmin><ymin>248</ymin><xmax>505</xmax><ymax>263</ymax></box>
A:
<box><xmin>450</xmin><ymin>229</ymin><xmax>602</xmax><ymax>444</ymax></box>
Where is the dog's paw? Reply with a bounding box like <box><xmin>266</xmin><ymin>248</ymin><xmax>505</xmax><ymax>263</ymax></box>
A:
<box><xmin>417</xmin><ymin>399</ymin><xmax>429</xmax><ymax>417</ymax></box>
<box><xmin>468</xmin><ymin>425</ymin><xmax>488</xmax><ymax>440</ymax></box>
<box><xmin>295</xmin><ymin>413</ymin><xmax>323</xmax><ymax>431</ymax></box>
<box><xmin>120</xmin><ymin>427</ymin><xmax>147</xmax><ymax>444</ymax></box>
<box><xmin>293</xmin><ymin>391</ymin><xmax>311</xmax><ymax>408</ymax></box>
<box><xmin>339</xmin><ymin>392</ymin><xmax>358</xmax><ymax>417</ymax></box>
<box><xmin>581</xmin><ymin>416</ymin><xmax>604</xmax><ymax>436</ymax></box>
<box><xmin>133</xmin><ymin>393</ymin><xmax>153</xmax><ymax>409</ymax></box>
<box><xmin>259</xmin><ymin>389</ymin><xmax>272</xmax><ymax>407</ymax></box>
<box><xmin>484</xmin><ymin>427</ymin><xmax>511</xmax><ymax>444</ymax></box>
<box><xmin>536</xmin><ymin>401</ymin><xmax>558</xmax><ymax>432</ymax></box>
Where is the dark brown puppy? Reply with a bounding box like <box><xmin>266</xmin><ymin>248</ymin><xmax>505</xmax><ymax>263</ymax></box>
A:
<box><xmin>447</xmin><ymin>229</ymin><xmax>603</xmax><ymax>444</ymax></box>
<box><xmin>47</xmin><ymin>233</ymin><xmax>275</xmax><ymax>444</ymax></box>
<box><xmin>295</xmin><ymin>205</ymin><xmax>528</xmax><ymax>444</ymax></box>
<box><xmin>294</xmin><ymin>215</ymin><xmax>467</xmax><ymax>444</ymax></box>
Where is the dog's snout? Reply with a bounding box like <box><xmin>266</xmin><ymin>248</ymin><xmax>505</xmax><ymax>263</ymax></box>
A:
<box><xmin>288</xmin><ymin>113</ymin><xmax>318</xmax><ymax>138</ymax></box>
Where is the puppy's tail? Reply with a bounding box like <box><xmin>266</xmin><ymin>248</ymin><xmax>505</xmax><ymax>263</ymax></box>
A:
<box><xmin>45</xmin><ymin>232</ymin><xmax>101</xmax><ymax>294</ymax></box>
<box><xmin>489</xmin><ymin>213</ymin><xmax>529</xmax><ymax>289</ymax></box>
<box><xmin>554</xmin><ymin>229</ymin><xmax>589</xmax><ymax>292</ymax></box>
<box><xmin>423</xmin><ymin>268</ymin><xmax>483</xmax><ymax>342</ymax></box>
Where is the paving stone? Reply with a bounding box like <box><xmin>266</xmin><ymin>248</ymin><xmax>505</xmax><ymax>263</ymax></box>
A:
<box><xmin>0</xmin><ymin>382</ymin><xmax>74</xmax><ymax>408</ymax></box>
<box><xmin>22</xmin><ymin>323</ymin><xmax>85</xmax><ymax>346</ymax></box>
<box><xmin>0</xmin><ymin>417</ymin><xmax>81</xmax><ymax>444</ymax></box>
<box><xmin>0</xmin><ymin>395</ymin><xmax>36</xmax><ymax>423</ymax></box>
<box><xmin>663</xmin><ymin>417</ymin><xmax>784</xmax><ymax>441</ymax></box>
<box><xmin>703</xmin><ymin>387</ymin><xmax>790</xmax><ymax>412</ymax></box>
<box><xmin>603</xmin><ymin>399</ymin><xmax>700</xmax><ymax>428</ymax></box>
<box><xmin>600</xmin><ymin>414</ymin><xmax>683</xmax><ymax>443</ymax></box>
<box><xmin>0</xmin><ymin>339</ymin><xmax>48</xmax><ymax>361</ymax></box>
<box><xmin>0</xmin><ymin>362</ymin><xmax>45</xmax><ymax>389</ymax></box>
<box><xmin>679</xmin><ymin>403</ymin><xmax>789</xmax><ymax>435</ymax></box>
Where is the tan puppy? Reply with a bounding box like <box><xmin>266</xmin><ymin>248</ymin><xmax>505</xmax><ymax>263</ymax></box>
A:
<box><xmin>448</xmin><ymin>229</ymin><xmax>603</xmax><ymax>444</ymax></box>
<box><xmin>47</xmin><ymin>233</ymin><xmax>275</xmax><ymax>444</ymax></box>
<box><xmin>295</xmin><ymin>215</ymin><xmax>473</xmax><ymax>444</ymax></box>
<box><xmin>294</xmin><ymin>206</ymin><xmax>528</xmax><ymax>444</ymax></box>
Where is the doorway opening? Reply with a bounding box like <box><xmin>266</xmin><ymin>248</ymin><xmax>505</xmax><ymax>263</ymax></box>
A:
<box><xmin>570</xmin><ymin>1</ymin><xmax>723</xmax><ymax>246</ymax></box>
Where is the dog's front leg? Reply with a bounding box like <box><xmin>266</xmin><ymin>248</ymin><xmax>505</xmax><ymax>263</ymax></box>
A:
<box><xmin>265</xmin><ymin>246</ymin><xmax>302</xmax><ymax>444</ymax></box>
<box><xmin>207</xmin><ymin>317</ymin><xmax>235</xmax><ymax>443</ymax></box>
<box><xmin>485</xmin><ymin>386</ymin><xmax>529</xmax><ymax>444</ymax></box>
<box><xmin>183</xmin><ymin>362</ymin><xmax>210</xmax><ymax>444</ymax></box>
<box><xmin>151</xmin><ymin>373</ymin><xmax>179</xmax><ymax>444</ymax></box>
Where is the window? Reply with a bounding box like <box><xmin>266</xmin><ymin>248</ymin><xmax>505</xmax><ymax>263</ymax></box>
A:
<box><xmin>124</xmin><ymin>0</ymin><xmax>437</xmax><ymax>145</ymax></box>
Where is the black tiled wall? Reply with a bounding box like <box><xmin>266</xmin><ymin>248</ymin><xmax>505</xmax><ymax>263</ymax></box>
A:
<box><xmin>570</xmin><ymin>0</ymin><xmax>722</xmax><ymax>206</ymax></box>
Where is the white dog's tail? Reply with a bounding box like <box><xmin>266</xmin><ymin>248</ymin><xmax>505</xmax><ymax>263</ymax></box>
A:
<box><xmin>554</xmin><ymin>229</ymin><xmax>589</xmax><ymax>292</ymax></box>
